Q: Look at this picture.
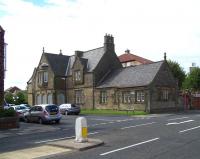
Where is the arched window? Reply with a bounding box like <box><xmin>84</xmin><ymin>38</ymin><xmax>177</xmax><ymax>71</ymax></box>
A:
<box><xmin>42</xmin><ymin>94</ymin><xmax>47</xmax><ymax>104</ymax></box>
<box><xmin>47</xmin><ymin>93</ymin><xmax>53</xmax><ymax>104</ymax></box>
<box><xmin>57</xmin><ymin>93</ymin><xmax>65</xmax><ymax>105</ymax></box>
<box><xmin>36</xmin><ymin>94</ymin><xmax>41</xmax><ymax>104</ymax></box>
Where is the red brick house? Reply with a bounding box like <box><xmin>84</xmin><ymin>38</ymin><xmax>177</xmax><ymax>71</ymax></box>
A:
<box><xmin>118</xmin><ymin>49</ymin><xmax>153</xmax><ymax>67</ymax></box>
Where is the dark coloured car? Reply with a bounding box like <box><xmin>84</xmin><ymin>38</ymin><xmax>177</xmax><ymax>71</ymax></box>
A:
<box><xmin>24</xmin><ymin>104</ymin><xmax>62</xmax><ymax>124</ymax></box>
<box><xmin>59</xmin><ymin>103</ymin><xmax>80</xmax><ymax>115</ymax></box>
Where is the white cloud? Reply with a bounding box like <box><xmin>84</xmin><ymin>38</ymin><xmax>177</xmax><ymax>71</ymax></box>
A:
<box><xmin>1</xmin><ymin>0</ymin><xmax>200</xmax><ymax>89</ymax></box>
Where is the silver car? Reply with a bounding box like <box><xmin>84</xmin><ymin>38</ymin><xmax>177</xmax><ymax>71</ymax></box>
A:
<box><xmin>59</xmin><ymin>103</ymin><xmax>80</xmax><ymax>115</ymax></box>
<box><xmin>11</xmin><ymin>105</ymin><xmax>30</xmax><ymax>120</ymax></box>
<box><xmin>24</xmin><ymin>104</ymin><xmax>62</xmax><ymax>124</ymax></box>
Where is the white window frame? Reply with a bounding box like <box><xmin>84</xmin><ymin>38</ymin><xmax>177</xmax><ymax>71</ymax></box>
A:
<box><xmin>38</xmin><ymin>71</ymin><xmax>48</xmax><ymax>84</ymax></box>
<box><xmin>136</xmin><ymin>91</ymin><xmax>145</xmax><ymax>102</ymax></box>
<box><xmin>75</xmin><ymin>90</ymin><xmax>83</xmax><ymax>104</ymax></box>
<box><xmin>43</xmin><ymin>71</ymin><xmax>48</xmax><ymax>83</ymax></box>
<box><xmin>100</xmin><ymin>91</ymin><xmax>107</xmax><ymax>104</ymax></box>
<box><xmin>162</xmin><ymin>90</ymin><xmax>169</xmax><ymax>100</ymax></box>
<box><xmin>75</xmin><ymin>70</ymin><xmax>81</xmax><ymax>81</ymax></box>
<box><xmin>122</xmin><ymin>92</ymin><xmax>131</xmax><ymax>104</ymax></box>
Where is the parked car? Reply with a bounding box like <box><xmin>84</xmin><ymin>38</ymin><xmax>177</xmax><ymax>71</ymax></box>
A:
<box><xmin>11</xmin><ymin>105</ymin><xmax>30</xmax><ymax>120</ymax></box>
<box><xmin>3</xmin><ymin>100</ymin><xmax>9</xmax><ymax>109</ymax></box>
<box><xmin>59</xmin><ymin>103</ymin><xmax>80</xmax><ymax>115</ymax></box>
<box><xmin>24</xmin><ymin>104</ymin><xmax>62</xmax><ymax>124</ymax></box>
<box><xmin>20</xmin><ymin>104</ymin><xmax>32</xmax><ymax>109</ymax></box>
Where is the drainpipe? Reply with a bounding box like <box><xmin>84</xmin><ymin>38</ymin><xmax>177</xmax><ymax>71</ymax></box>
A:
<box><xmin>92</xmin><ymin>72</ymin><xmax>95</xmax><ymax>110</ymax></box>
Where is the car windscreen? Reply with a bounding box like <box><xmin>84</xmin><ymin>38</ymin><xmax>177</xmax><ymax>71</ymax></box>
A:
<box><xmin>16</xmin><ymin>106</ymin><xmax>26</xmax><ymax>110</ymax></box>
<box><xmin>71</xmin><ymin>104</ymin><xmax>77</xmax><ymax>107</ymax></box>
<box><xmin>45</xmin><ymin>105</ymin><xmax>59</xmax><ymax>113</ymax></box>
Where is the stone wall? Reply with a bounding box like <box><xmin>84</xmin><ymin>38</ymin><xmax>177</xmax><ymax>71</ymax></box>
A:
<box><xmin>94</xmin><ymin>88</ymin><xmax>146</xmax><ymax>111</ymax></box>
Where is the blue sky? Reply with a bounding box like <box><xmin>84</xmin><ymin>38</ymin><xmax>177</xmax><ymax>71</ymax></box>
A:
<box><xmin>24</xmin><ymin>0</ymin><xmax>48</xmax><ymax>6</ymax></box>
<box><xmin>1</xmin><ymin>0</ymin><xmax>200</xmax><ymax>89</ymax></box>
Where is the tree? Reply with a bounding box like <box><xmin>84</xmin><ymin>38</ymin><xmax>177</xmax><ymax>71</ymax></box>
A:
<box><xmin>15</xmin><ymin>91</ymin><xmax>27</xmax><ymax>105</ymax></box>
<box><xmin>4</xmin><ymin>91</ymin><xmax>27</xmax><ymax>105</ymax></box>
<box><xmin>183</xmin><ymin>67</ymin><xmax>200</xmax><ymax>91</ymax></box>
<box><xmin>167</xmin><ymin>60</ymin><xmax>186</xmax><ymax>88</ymax></box>
<box><xmin>4</xmin><ymin>92</ymin><xmax>14</xmax><ymax>104</ymax></box>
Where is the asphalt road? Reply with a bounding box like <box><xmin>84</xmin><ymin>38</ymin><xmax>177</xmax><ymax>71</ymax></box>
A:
<box><xmin>1</xmin><ymin>111</ymin><xmax>200</xmax><ymax>159</ymax></box>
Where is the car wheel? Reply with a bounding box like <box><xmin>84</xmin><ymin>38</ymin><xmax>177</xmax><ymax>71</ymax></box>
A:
<box><xmin>38</xmin><ymin>118</ymin><xmax>43</xmax><ymax>124</ymax></box>
<box><xmin>55</xmin><ymin>120</ymin><xmax>60</xmax><ymax>124</ymax></box>
<box><xmin>24</xmin><ymin>117</ymin><xmax>29</xmax><ymax>123</ymax></box>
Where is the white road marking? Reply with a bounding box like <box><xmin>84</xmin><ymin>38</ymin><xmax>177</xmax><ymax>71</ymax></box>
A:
<box><xmin>166</xmin><ymin>120</ymin><xmax>194</xmax><ymax>125</ymax></box>
<box><xmin>34</xmin><ymin>131</ymin><xmax>99</xmax><ymax>144</ymax></box>
<box><xmin>167</xmin><ymin>117</ymin><xmax>189</xmax><ymax>121</ymax></box>
<box><xmin>121</xmin><ymin>122</ymin><xmax>156</xmax><ymax>130</ymax></box>
<box><xmin>91</xmin><ymin>118</ymin><xmax>115</xmax><ymax>121</ymax></box>
<box><xmin>100</xmin><ymin>138</ymin><xmax>160</xmax><ymax>156</ymax></box>
<box><xmin>179</xmin><ymin>125</ymin><xmax>200</xmax><ymax>133</ymax></box>
<box><xmin>90</xmin><ymin>119</ymin><xmax>135</xmax><ymax>127</ymax></box>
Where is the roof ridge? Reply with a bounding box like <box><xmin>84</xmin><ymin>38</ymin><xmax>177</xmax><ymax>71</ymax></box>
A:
<box><xmin>130</xmin><ymin>53</ymin><xmax>153</xmax><ymax>61</ymax></box>
<box><xmin>44</xmin><ymin>52</ymin><xmax>69</xmax><ymax>57</ymax></box>
<box><xmin>84</xmin><ymin>46</ymin><xmax>104</xmax><ymax>53</ymax></box>
<box><xmin>122</xmin><ymin>60</ymin><xmax>164</xmax><ymax>69</ymax></box>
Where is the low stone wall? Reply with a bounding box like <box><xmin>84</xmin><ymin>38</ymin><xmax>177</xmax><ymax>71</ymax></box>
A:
<box><xmin>0</xmin><ymin>116</ymin><xmax>20</xmax><ymax>129</ymax></box>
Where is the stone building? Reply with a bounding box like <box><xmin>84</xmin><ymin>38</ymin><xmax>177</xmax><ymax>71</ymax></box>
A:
<box><xmin>118</xmin><ymin>49</ymin><xmax>153</xmax><ymax>67</ymax></box>
<box><xmin>0</xmin><ymin>26</ymin><xmax>5</xmax><ymax>108</ymax></box>
<box><xmin>27</xmin><ymin>34</ymin><xmax>180</xmax><ymax>112</ymax></box>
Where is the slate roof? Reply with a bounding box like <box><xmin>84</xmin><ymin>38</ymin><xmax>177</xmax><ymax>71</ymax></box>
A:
<box><xmin>97</xmin><ymin>61</ymin><xmax>164</xmax><ymax>88</ymax></box>
<box><xmin>82</xmin><ymin>47</ymin><xmax>105</xmax><ymax>71</ymax></box>
<box><xmin>67</xmin><ymin>47</ymin><xmax>105</xmax><ymax>75</ymax></box>
<box><xmin>118</xmin><ymin>52</ymin><xmax>153</xmax><ymax>64</ymax></box>
<box><xmin>44</xmin><ymin>53</ymin><xmax>70</xmax><ymax>76</ymax></box>
<box><xmin>79</xmin><ymin>58</ymin><xmax>88</xmax><ymax>70</ymax></box>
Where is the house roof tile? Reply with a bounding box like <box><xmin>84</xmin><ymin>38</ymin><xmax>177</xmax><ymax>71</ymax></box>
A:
<box><xmin>97</xmin><ymin>61</ymin><xmax>164</xmax><ymax>88</ymax></box>
<box><xmin>118</xmin><ymin>52</ymin><xmax>153</xmax><ymax>64</ymax></box>
<box><xmin>44</xmin><ymin>53</ymin><xmax>70</xmax><ymax>76</ymax></box>
<box><xmin>67</xmin><ymin>47</ymin><xmax>105</xmax><ymax>75</ymax></box>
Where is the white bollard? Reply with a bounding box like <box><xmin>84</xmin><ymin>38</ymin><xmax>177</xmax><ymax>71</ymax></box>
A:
<box><xmin>75</xmin><ymin>117</ymin><xmax>88</xmax><ymax>143</ymax></box>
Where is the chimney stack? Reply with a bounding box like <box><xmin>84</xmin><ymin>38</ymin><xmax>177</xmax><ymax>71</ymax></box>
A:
<box><xmin>104</xmin><ymin>34</ymin><xmax>115</xmax><ymax>52</ymax></box>
<box><xmin>75</xmin><ymin>50</ymin><xmax>84</xmax><ymax>58</ymax></box>
<box><xmin>164</xmin><ymin>52</ymin><xmax>167</xmax><ymax>61</ymax></box>
<box><xmin>125</xmin><ymin>49</ymin><xmax>130</xmax><ymax>54</ymax></box>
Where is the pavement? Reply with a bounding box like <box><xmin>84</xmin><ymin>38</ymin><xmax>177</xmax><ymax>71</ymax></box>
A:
<box><xmin>0</xmin><ymin>137</ymin><xmax>104</xmax><ymax>159</ymax></box>
<box><xmin>47</xmin><ymin>138</ymin><xmax>104</xmax><ymax>151</ymax></box>
<box><xmin>0</xmin><ymin>145</ymin><xmax>71</xmax><ymax>159</ymax></box>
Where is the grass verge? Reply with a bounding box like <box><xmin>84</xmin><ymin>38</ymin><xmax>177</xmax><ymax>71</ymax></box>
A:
<box><xmin>80</xmin><ymin>109</ymin><xmax>148</xmax><ymax>116</ymax></box>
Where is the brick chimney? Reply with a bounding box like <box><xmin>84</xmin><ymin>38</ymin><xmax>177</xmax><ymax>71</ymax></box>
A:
<box><xmin>75</xmin><ymin>50</ymin><xmax>84</xmax><ymax>58</ymax></box>
<box><xmin>104</xmin><ymin>34</ymin><xmax>115</xmax><ymax>52</ymax></box>
<box><xmin>0</xmin><ymin>25</ymin><xmax>5</xmax><ymax>108</ymax></box>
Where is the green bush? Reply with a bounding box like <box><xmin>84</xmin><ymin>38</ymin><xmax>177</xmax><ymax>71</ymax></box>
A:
<box><xmin>0</xmin><ymin>108</ymin><xmax>16</xmax><ymax>118</ymax></box>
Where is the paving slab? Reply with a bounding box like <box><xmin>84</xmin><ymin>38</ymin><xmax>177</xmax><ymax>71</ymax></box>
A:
<box><xmin>47</xmin><ymin>138</ymin><xmax>104</xmax><ymax>151</ymax></box>
<box><xmin>0</xmin><ymin>145</ymin><xmax>71</xmax><ymax>159</ymax></box>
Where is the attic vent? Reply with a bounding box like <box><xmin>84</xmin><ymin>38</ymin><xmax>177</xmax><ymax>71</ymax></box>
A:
<box><xmin>40</xmin><ymin>63</ymin><xmax>49</xmax><ymax>68</ymax></box>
